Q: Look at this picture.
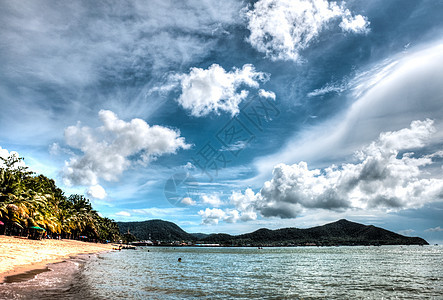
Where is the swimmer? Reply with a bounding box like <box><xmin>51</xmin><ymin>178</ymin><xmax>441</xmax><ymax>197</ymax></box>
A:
<box><xmin>178</xmin><ymin>258</ymin><xmax>182</xmax><ymax>262</ymax></box>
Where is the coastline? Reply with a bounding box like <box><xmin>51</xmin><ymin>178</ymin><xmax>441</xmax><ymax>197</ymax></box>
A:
<box><xmin>0</xmin><ymin>235</ymin><xmax>113</xmax><ymax>284</ymax></box>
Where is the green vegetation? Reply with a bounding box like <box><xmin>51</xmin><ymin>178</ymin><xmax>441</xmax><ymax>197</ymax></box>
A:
<box><xmin>117</xmin><ymin>219</ymin><xmax>195</xmax><ymax>241</ymax></box>
<box><xmin>117</xmin><ymin>219</ymin><xmax>429</xmax><ymax>246</ymax></box>
<box><xmin>0</xmin><ymin>153</ymin><xmax>120</xmax><ymax>242</ymax></box>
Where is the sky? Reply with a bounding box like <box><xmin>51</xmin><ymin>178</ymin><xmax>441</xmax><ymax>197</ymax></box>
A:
<box><xmin>1</xmin><ymin>0</ymin><xmax>443</xmax><ymax>243</ymax></box>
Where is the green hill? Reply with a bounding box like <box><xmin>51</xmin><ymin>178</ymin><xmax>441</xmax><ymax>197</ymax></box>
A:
<box><xmin>117</xmin><ymin>219</ymin><xmax>428</xmax><ymax>246</ymax></box>
<box><xmin>226</xmin><ymin>219</ymin><xmax>428</xmax><ymax>246</ymax></box>
<box><xmin>116</xmin><ymin>219</ymin><xmax>195</xmax><ymax>241</ymax></box>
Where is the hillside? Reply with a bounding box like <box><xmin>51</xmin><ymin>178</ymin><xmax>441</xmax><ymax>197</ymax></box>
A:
<box><xmin>116</xmin><ymin>219</ymin><xmax>195</xmax><ymax>241</ymax></box>
<box><xmin>117</xmin><ymin>219</ymin><xmax>428</xmax><ymax>246</ymax></box>
<box><xmin>206</xmin><ymin>219</ymin><xmax>428</xmax><ymax>246</ymax></box>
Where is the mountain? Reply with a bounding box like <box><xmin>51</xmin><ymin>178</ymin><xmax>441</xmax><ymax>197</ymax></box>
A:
<box><xmin>117</xmin><ymin>219</ymin><xmax>428</xmax><ymax>246</ymax></box>
<box><xmin>116</xmin><ymin>219</ymin><xmax>195</xmax><ymax>241</ymax></box>
<box><xmin>204</xmin><ymin>219</ymin><xmax>428</xmax><ymax>246</ymax></box>
<box><xmin>189</xmin><ymin>233</ymin><xmax>210</xmax><ymax>239</ymax></box>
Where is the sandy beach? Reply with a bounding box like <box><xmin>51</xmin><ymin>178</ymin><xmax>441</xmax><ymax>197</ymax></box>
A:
<box><xmin>0</xmin><ymin>235</ymin><xmax>114</xmax><ymax>283</ymax></box>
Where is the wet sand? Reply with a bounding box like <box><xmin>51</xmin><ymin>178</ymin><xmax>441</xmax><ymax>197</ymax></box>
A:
<box><xmin>0</xmin><ymin>235</ymin><xmax>113</xmax><ymax>283</ymax></box>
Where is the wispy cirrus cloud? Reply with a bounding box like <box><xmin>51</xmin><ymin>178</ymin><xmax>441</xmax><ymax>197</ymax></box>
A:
<box><xmin>307</xmin><ymin>82</ymin><xmax>348</xmax><ymax>97</ymax></box>
<box><xmin>253</xmin><ymin>42</ymin><xmax>443</xmax><ymax>182</ymax></box>
<box><xmin>425</xmin><ymin>226</ymin><xmax>443</xmax><ymax>232</ymax></box>
<box><xmin>0</xmin><ymin>0</ymin><xmax>243</xmax><ymax>144</ymax></box>
<box><xmin>398</xmin><ymin>229</ymin><xmax>415</xmax><ymax>236</ymax></box>
<box><xmin>0</xmin><ymin>0</ymin><xmax>243</xmax><ymax>87</ymax></box>
<box><xmin>115</xmin><ymin>207</ymin><xmax>187</xmax><ymax>220</ymax></box>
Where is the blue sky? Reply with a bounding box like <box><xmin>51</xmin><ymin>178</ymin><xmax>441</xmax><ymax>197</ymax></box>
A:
<box><xmin>1</xmin><ymin>0</ymin><xmax>443</xmax><ymax>243</ymax></box>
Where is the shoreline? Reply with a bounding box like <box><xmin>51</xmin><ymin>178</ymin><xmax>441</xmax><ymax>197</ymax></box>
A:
<box><xmin>0</xmin><ymin>235</ymin><xmax>114</xmax><ymax>284</ymax></box>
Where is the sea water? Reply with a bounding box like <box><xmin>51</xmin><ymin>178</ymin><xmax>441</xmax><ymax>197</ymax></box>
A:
<box><xmin>1</xmin><ymin>246</ymin><xmax>442</xmax><ymax>299</ymax></box>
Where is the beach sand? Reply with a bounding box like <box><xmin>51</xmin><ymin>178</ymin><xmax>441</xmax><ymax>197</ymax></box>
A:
<box><xmin>0</xmin><ymin>235</ymin><xmax>113</xmax><ymax>283</ymax></box>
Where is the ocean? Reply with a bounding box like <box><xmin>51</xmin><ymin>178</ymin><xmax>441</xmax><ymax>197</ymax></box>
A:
<box><xmin>1</xmin><ymin>246</ymin><xmax>442</xmax><ymax>299</ymax></box>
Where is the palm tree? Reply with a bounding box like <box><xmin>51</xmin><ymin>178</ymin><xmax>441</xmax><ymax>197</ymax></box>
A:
<box><xmin>1</xmin><ymin>153</ymin><xmax>120</xmax><ymax>241</ymax></box>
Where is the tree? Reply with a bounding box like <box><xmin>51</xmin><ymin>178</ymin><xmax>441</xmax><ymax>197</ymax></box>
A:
<box><xmin>0</xmin><ymin>154</ymin><xmax>120</xmax><ymax>242</ymax></box>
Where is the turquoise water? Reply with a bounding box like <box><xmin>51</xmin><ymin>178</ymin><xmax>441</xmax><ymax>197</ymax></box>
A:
<box><xmin>1</xmin><ymin>246</ymin><xmax>442</xmax><ymax>299</ymax></box>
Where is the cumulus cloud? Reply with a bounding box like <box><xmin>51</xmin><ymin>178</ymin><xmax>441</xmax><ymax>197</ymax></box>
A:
<box><xmin>181</xmin><ymin>197</ymin><xmax>197</xmax><ymax>206</ymax></box>
<box><xmin>198</xmin><ymin>208</ymin><xmax>226</xmax><ymax>225</ymax></box>
<box><xmin>63</xmin><ymin>110</ymin><xmax>190</xmax><ymax>189</ymax></box>
<box><xmin>229</xmin><ymin>189</ymin><xmax>258</xmax><ymax>221</ymax></box>
<box><xmin>258</xmin><ymin>89</ymin><xmax>276</xmax><ymax>100</ymax></box>
<box><xmin>237</xmin><ymin>119</ymin><xmax>443</xmax><ymax>219</ymax></box>
<box><xmin>149</xmin><ymin>63</ymin><xmax>277</xmax><ymax>119</ymax></box>
<box><xmin>340</xmin><ymin>13</ymin><xmax>370</xmax><ymax>34</ymax></box>
<box><xmin>0</xmin><ymin>147</ymin><xmax>9</xmax><ymax>160</ymax></box>
<box><xmin>197</xmin><ymin>189</ymin><xmax>260</xmax><ymax>225</ymax></box>
<box><xmin>198</xmin><ymin>208</ymin><xmax>240</xmax><ymax>225</ymax></box>
<box><xmin>0</xmin><ymin>146</ymin><xmax>26</xmax><ymax>170</ymax></box>
<box><xmin>86</xmin><ymin>184</ymin><xmax>108</xmax><ymax>200</ymax></box>
<box><xmin>115</xmin><ymin>211</ymin><xmax>131</xmax><ymax>217</ymax></box>
<box><xmin>172</xmin><ymin>64</ymin><xmax>271</xmax><ymax>117</ymax></box>
<box><xmin>245</xmin><ymin>0</ymin><xmax>370</xmax><ymax>61</ymax></box>
<box><xmin>201</xmin><ymin>194</ymin><xmax>223</xmax><ymax>207</ymax></box>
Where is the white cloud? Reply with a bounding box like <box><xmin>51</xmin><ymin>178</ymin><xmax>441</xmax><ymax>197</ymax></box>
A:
<box><xmin>0</xmin><ymin>1</ymin><xmax>244</xmax><ymax>147</ymax></box>
<box><xmin>198</xmin><ymin>207</ymin><xmax>240</xmax><ymax>225</ymax></box>
<box><xmin>0</xmin><ymin>146</ymin><xmax>26</xmax><ymax>170</ymax></box>
<box><xmin>86</xmin><ymin>184</ymin><xmax>107</xmax><ymax>200</ymax></box>
<box><xmin>198</xmin><ymin>208</ymin><xmax>226</xmax><ymax>225</ymax></box>
<box><xmin>340</xmin><ymin>13</ymin><xmax>370</xmax><ymax>34</ymax></box>
<box><xmin>181</xmin><ymin>197</ymin><xmax>197</xmax><ymax>206</ymax></box>
<box><xmin>0</xmin><ymin>147</ymin><xmax>9</xmax><ymax>160</ymax></box>
<box><xmin>197</xmin><ymin>189</ymin><xmax>260</xmax><ymax>225</ymax></box>
<box><xmin>49</xmin><ymin>142</ymin><xmax>75</xmax><ymax>157</ymax></box>
<box><xmin>0</xmin><ymin>1</ymin><xmax>243</xmax><ymax>87</ymax></box>
<box><xmin>307</xmin><ymin>82</ymin><xmax>347</xmax><ymax>97</ymax></box>
<box><xmin>174</xmin><ymin>64</ymin><xmax>271</xmax><ymax>117</ymax></box>
<box><xmin>253</xmin><ymin>42</ymin><xmax>443</xmax><ymax>182</ymax></box>
<box><xmin>221</xmin><ymin>141</ymin><xmax>248</xmax><ymax>152</ymax></box>
<box><xmin>115</xmin><ymin>211</ymin><xmax>131</xmax><ymax>217</ymax></box>
<box><xmin>229</xmin><ymin>189</ymin><xmax>258</xmax><ymax>221</ymax></box>
<box><xmin>126</xmin><ymin>207</ymin><xmax>186</xmax><ymax>218</ymax></box>
<box><xmin>114</xmin><ymin>207</ymin><xmax>189</xmax><ymax>221</ymax></box>
<box><xmin>258</xmin><ymin>89</ymin><xmax>276</xmax><ymax>100</ymax></box>
<box><xmin>183</xmin><ymin>162</ymin><xmax>195</xmax><ymax>170</ymax></box>
<box><xmin>425</xmin><ymin>226</ymin><xmax>443</xmax><ymax>232</ymax></box>
<box><xmin>201</xmin><ymin>194</ymin><xmax>223</xmax><ymax>207</ymax></box>
<box><xmin>242</xmin><ymin>120</ymin><xmax>443</xmax><ymax>219</ymax></box>
<box><xmin>223</xmin><ymin>209</ymin><xmax>241</xmax><ymax>223</ymax></box>
<box><xmin>398</xmin><ymin>229</ymin><xmax>415</xmax><ymax>236</ymax></box>
<box><xmin>245</xmin><ymin>0</ymin><xmax>370</xmax><ymax>61</ymax></box>
<box><xmin>63</xmin><ymin>110</ymin><xmax>190</xmax><ymax>187</ymax></box>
